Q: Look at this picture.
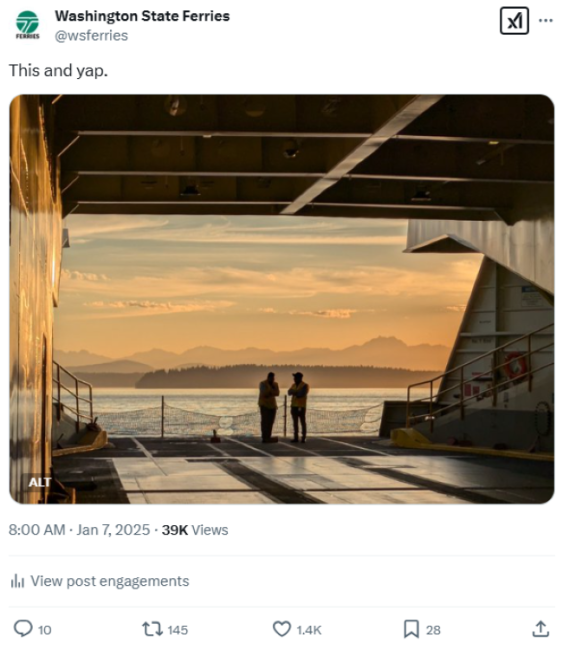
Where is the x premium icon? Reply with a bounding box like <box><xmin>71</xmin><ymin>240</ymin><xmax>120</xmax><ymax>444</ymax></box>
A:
<box><xmin>500</xmin><ymin>7</ymin><xmax>529</xmax><ymax>34</ymax></box>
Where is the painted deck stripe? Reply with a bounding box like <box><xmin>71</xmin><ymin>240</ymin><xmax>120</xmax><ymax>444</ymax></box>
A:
<box><xmin>324</xmin><ymin>437</ymin><xmax>390</xmax><ymax>456</ymax></box>
<box><xmin>278</xmin><ymin>441</ymin><xmax>322</xmax><ymax>456</ymax></box>
<box><xmin>227</xmin><ymin>437</ymin><xmax>275</xmax><ymax>457</ymax></box>
<box><xmin>219</xmin><ymin>459</ymin><xmax>322</xmax><ymax>504</ymax></box>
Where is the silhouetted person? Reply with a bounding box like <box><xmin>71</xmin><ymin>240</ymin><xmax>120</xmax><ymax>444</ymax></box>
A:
<box><xmin>288</xmin><ymin>371</ymin><xmax>309</xmax><ymax>443</ymax></box>
<box><xmin>258</xmin><ymin>372</ymin><xmax>280</xmax><ymax>443</ymax></box>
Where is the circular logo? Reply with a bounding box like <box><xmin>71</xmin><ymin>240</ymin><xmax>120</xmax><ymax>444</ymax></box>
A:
<box><xmin>16</xmin><ymin>11</ymin><xmax>39</xmax><ymax>34</ymax></box>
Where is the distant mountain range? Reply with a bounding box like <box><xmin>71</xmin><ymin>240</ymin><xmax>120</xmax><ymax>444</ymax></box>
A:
<box><xmin>67</xmin><ymin>360</ymin><xmax>154</xmax><ymax>374</ymax></box>
<box><xmin>58</xmin><ymin>336</ymin><xmax>450</xmax><ymax>374</ymax></box>
<box><xmin>56</xmin><ymin>349</ymin><xmax>113</xmax><ymax>367</ymax></box>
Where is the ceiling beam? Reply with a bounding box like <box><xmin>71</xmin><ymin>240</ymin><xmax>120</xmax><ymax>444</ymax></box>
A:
<box><xmin>67</xmin><ymin>170</ymin><xmax>326</xmax><ymax>178</ymax></box>
<box><xmin>349</xmin><ymin>173</ymin><xmax>551</xmax><ymax>185</ymax></box>
<box><xmin>297</xmin><ymin>204</ymin><xmax>498</xmax><ymax>221</ymax></box>
<box><xmin>67</xmin><ymin>200</ymin><xmax>291</xmax><ymax>206</ymax></box>
<box><xmin>309</xmin><ymin>202</ymin><xmax>497</xmax><ymax>213</ymax></box>
<box><xmin>61</xmin><ymin>134</ymin><xmax>553</xmax><ymax>182</ymax></box>
<box><xmin>63</xmin><ymin>199</ymin><xmax>497</xmax><ymax>221</ymax></box>
<box><xmin>63</xmin><ymin>174</ymin><xmax>514</xmax><ymax>208</ymax></box>
<box><xmin>280</xmin><ymin>95</ymin><xmax>444</xmax><ymax>215</ymax></box>
<box><xmin>72</xmin><ymin>131</ymin><xmax>553</xmax><ymax>144</ymax></box>
<box><xmin>318</xmin><ymin>178</ymin><xmax>525</xmax><ymax>210</ymax></box>
<box><xmin>62</xmin><ymin>175</ymin><xmax>316</xmax><ymax>204</ymax></box>
<box><xmin>393</xmin><ymin>135</ymin><xmax>553</xmax><ymax>146</ymax></box>
<box><xmin>65</xmin><ymin>202</ymin><xmax>498</xmax><ymax>221</ymax></box>
<box><xmin>64</xmin><ymin>203</ymin><xmax>290</xmax><ymax>217</ymax></box>
<box><xmin>73</xmin><ymin>130</ymin><xmax>372</xmax><ymax>139</ymax></box>
<box><xmin>62</xmin><ymin>169</ymin><xmax>551</xmax><ymax>191</ymax></box>
<box><xmin>354</xmin><ymin>138</ymin><xmax>553</xmax><ymax>183</ymax></box>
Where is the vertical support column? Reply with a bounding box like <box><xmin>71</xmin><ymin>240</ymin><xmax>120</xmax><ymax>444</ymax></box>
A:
<box><xmin>429</xmin><ymin>381</ymin><xmax>434</xmax><ymax>433</ymax></box>
<box><xmin>56</xmin><ymin>363</ymin><xmax>61</xmax><ymax>422</ymax></box>
<box><xmin>492</xmin><ymin>351</ymin><xmax>498</xmax><ymax>407</ymax></box>
<box><xmin>527</xmin><ymin>334</ymin><xmax>533</xmax><ymax>392</ymax></box>
<box><xmin>75</xmin><ymin>375</ymin><xmax>80</xmax><ymax>435</ymax></box>
<box><xmin>493</xmin><ymin>263</ymin><xmax>500</xmax><ymax>351</ymax></box>
<box><xmin>460</xmin><ymin>367</ymin><xmax>465</xmax><ymax>421</ymax></box>
<box><xmin>283</xmin><ymin>396</ymin><xmax>287</xmax><ymax>437</ymax></box>
<box><xmin>161</xmin><ymin>395</ymin><xmax>165</xmax><ymax>438</ymax></box>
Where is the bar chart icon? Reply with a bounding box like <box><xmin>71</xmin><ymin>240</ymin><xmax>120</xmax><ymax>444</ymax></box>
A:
<box><xmin>11</xmin><ymin>574</ymin><xmax>24</xmax><ymax>588</ymax></box>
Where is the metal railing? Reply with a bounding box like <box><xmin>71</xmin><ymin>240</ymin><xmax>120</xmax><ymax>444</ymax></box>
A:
<box><xmin>406</xmin><ymin>324</ymin><xmax>554</xmax><ymax>432</ymax></box>
<box><xmin>53</xmin><ymin>361</ymin><xmax>94</xmax><ymax>433</ymax></box>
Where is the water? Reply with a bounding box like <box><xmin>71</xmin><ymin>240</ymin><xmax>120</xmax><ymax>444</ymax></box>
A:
<box><xmin>87</xmin><ymin>387</ymin><xmax>426</xmax><ymax>417</ymax></box>
<box><xmin>63</xmin><ymin>387</ymin><xmax>428</xmax><ymax>435</ymax></box>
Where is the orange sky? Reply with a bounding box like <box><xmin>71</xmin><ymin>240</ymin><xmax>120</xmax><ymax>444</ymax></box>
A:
<box><xmin>54</xmin><ymin>214</ymin><xmax>482</xmax><ymax>357</ymax></box>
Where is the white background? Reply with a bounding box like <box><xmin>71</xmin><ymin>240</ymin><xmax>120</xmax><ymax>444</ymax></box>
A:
<box><xmin>2</xmin><ymin>1</ymin><xmax>560</xmax><ymax>647</ymax></box>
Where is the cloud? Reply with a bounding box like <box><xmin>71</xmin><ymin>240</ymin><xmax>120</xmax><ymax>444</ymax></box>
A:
<box><xmin>82</xmin><ymin>299</ymin><xmax>234</xmax><ymax>319</ymax></box>
<box><xmin>290</xmin><ymin>309</ymin><xmax>358</xmax><ymax>319</ymax></box>
<box><xmin>61</xmin><ymin>257</ymin><xmax>481</xmax><ymax>305</ymax></box>
<box><xmin>446</xmin><ymin>304</ymin><xmax>467</xmax><ymax>313</ymax></box>
<box><xmin>66</xmin><ymin>215</ymin><xmax>169</xmax><ymax>244</ymax></box>
<box><xmin>125</xmin><ymin>228</ymin><xmax>405</xmax><ymax>247</ymax></box>
<box><xmin>66</xmin><ymin>215</ymin><xmax>406</xmax><ymax>247</ymax></box>
<box><xmin>259</xmin><ymin>307</ymin><xmax>378</xmax><ymax>319</ymax></box>
<box><xmin>61</xmin><ymin>269</ymin><xmax>109</xmax><ymax>282</ymax></box>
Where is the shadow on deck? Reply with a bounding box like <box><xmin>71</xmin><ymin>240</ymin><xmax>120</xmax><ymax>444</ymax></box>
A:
<box><xmin>53</xmin><ymin>435</ymin><xmax>554</xmax><ymax>506</ymax></box>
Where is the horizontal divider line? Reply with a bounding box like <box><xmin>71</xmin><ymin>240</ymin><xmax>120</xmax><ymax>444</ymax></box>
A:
<box><xmin>9</xmin><ymin>605</ymin><xmax>555</xmax><ymax>609</ymax></box>
<box><xmin>9</xmin><ymin>554</ymin><xmax>554</xmax><ymax>558</ymax></box>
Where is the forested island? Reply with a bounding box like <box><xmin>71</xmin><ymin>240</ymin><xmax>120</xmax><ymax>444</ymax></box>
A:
<box><xmin>135</xmin><ymin>364</ymin><xmax>439</xmax><ymax>389</ymax></box>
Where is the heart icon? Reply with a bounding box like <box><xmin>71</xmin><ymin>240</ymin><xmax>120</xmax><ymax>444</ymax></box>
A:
<box><xmin>273</xmin><ymin>621</ymin><xmax>291</xmax><ymax>637</ymax></box>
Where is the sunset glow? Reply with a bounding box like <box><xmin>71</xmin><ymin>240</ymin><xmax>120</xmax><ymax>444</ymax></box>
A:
<box><xmin>55</xmin><ymin>214</ymin><xmax>481</xmax><ymax>358</ymax></box>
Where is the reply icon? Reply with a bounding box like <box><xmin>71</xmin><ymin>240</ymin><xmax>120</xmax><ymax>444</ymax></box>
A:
<box><xmin>404</xmin><ymin>620</ymin><xmax>420</xmax><ymax>638</ymax></box>
<box><xmin>14</xmin><ymin>620</ymin><xmax>33</xmax><ymax>637</ymax></box>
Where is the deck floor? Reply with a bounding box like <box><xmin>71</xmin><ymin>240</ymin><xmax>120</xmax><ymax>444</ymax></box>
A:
<box><xmin>53</xmin><ymin>436</ymin><xmax>554</xmax><ymax>505</ymax></box>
